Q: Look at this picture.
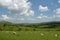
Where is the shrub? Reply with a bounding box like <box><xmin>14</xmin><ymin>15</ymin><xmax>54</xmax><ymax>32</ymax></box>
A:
<box><xmin>18</xmin><ymin>27</ymin><xmax>22</xmax><ymax>31</ymax></box>
<box><xmin>33</xmin><ymin>28</ymin><xmax>36</xmax><ymax>31</ymax></box>
<box><xmin>25</xmin><ymin>28</ymin><xmax>29</xmax><ymax>31</ymax></box>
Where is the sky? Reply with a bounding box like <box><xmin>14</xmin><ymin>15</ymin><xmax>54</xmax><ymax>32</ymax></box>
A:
<box><xmin>0</xmin><ymin>0</ymin><xmax>60</xmax><ymax>23</ymax></box>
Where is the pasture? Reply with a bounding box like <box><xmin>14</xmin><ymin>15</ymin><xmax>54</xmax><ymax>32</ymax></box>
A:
<box><xmin>0</xmin><ymin>21</ymin><xmax>60</xmax><ymax>40</ymax></box>
<box><xmin>0</xmin><ymin>31</ymin><xmax>60</xmax><ymax>40</ymax></box>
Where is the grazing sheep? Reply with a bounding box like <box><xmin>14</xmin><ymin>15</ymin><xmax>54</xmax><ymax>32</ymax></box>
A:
<box><xmin>12</xmin><ymin>31</ymin><xmax>17</xmax><ymax>35</ymax></box>
<box><xmin>55</xmin><ymin>34</ymin><xmax>58</xmax><ymax>37</ymax></box>
<box><xmin>40</xmin><ymin>33</ymin><xmax>44</xmax><ymax>36</ymax></box>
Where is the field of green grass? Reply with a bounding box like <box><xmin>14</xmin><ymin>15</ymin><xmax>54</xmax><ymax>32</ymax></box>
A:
<box><xmin>0</xmin><ymin>21</ymin><xmax>60</xmax><ymax>40</ymax></box>
<box><xmin>0</xmin><ymin>31</ymin><xmax>60</xmax><ymax>40</ymax></box>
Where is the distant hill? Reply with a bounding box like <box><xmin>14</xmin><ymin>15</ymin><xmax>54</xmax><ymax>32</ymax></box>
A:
<box><xmin>0</xmin><ymin>21</ymin><xmax>60</xmax><ymax>31</ymax></box>
<box><xmin>38</xmin><ymin>21</ymin><xmax>60</xmax><ymax>28</ymax></box>
<box><xmin>0</xmin><ymin>21</ymin><xmax>60</xmax><ymax>27</ymax></box>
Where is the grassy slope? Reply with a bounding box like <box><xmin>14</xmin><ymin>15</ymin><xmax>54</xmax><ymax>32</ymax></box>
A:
<box><xmin>0</xmin><ymin>31</ymin><xmax>60</xmax><ymax>40</ymax></box>
<box><xmin>0</xmin><ymin>21</ymin><xmax>60</xmax><ymax>31</ymax></box>
<box><xmin>0</xmin><ymin>21</ymin><xmax>60</xmax><ymax>40</ymax></box>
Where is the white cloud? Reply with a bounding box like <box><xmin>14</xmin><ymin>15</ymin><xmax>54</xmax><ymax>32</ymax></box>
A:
<box><xmin>37</xmin><ymin>14</ymin><xmax>48</xmax><ymax>19</ymax></box>
<box><xmin>20</xmin><ymin>10</ymin><xmax>34</xmax><ymax>16</ymax></box>
<box><xmin>20</xmin><ymin>18</ymin><xmax>24</xmax><ymax>20</ymax></box>
<box><xmin>17</xmin><ymin>18</ymin><xmax>25</xmax><ymax>20</ymax></box>
<box><xmin>2</xmin><ymin>15</ymin><xmax>9</xmax><ymax>20</ymax></box>
<box><xmin>56</xmin><ymin>8</ymin><xmax>60</xmax><ymax>14</ymax></box>
<box><xmin>55</xmin><ymin>8</ymin><xmax>60</xmax><ymax>17</ymax></box>
<box><xmin>58</xmin><ymin>0</ymin><xmax>60</xmax><ymax>3</ymax></box>
<box><xmin>0</xmin><ymin>0</ymin><xmax>12</xmax><ymax>6</ymax></box>
<box><xmin>0</xmin><ymin>0</ymin><xmax>34</xmax><ymax>16</ymax></box>
<box><xmin>27</xmin><ymin>10</ymin><xmax>34</xmax><ymax>16</ymax></box>
<box><xmin>1</xmin><ymin>15</ymin><xmax>14</xmax><ymax>22</ymax></box>
<box><xmin>27</xmin><ymin>18</ymin><xmax>36</xmax><ymax>20</ymax></box>
<box><xmin>39</xmin><ymin>5</ymin><xmax>49</xmax><ymax>12</ymax></box>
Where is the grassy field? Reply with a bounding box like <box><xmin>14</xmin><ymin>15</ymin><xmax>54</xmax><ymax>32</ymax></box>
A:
<box><xmin>0</xmin><ymin>31</ymin><xmax>60</xmax><ymax>40</ymax></box>
<box><xmin>0</xmin><ymin>21</ymin><xmax>60</xmax><ymax>40</ymax></box>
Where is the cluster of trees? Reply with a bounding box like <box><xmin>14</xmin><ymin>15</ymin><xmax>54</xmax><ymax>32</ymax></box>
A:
<box><xmin>0</xmin><ymin>21</ymin><xmax>60</xmax><ymax>31</ymax></box>
<box><xmin>0</xmin><ymin>22</ymin><xmax>36</xmax><ymax>31</ymax></box>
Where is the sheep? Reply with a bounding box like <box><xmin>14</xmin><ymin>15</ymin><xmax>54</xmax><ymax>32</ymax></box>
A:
<box><xmin>54</xmin><ymin>34</ymin><xmax>58</xmax><ymax>37</ymax></box>
<box><xmin>12</xmin><ymin>31</ymin><xmax>17</xmax><ymax>35</ymax></box>
<box><xmin>40</xmin><ymin>33</ymin><xmax>44</xmax><ymax>36</ymax></box>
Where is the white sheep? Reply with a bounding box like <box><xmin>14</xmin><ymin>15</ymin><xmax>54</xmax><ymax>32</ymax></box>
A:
<box><xmin>12</xmin><ymin>31</ymin><xmax>17</xmax><ymax>35</ymax></box>
<box><xmin>55</xmin><ymin>34</ymin><xmax>58</xmax><ymax>37</ymax></box>
<box><xmin>40</xmin><ymin>33</ymin><xmax>44</xmax><ymax>36</ymax></box>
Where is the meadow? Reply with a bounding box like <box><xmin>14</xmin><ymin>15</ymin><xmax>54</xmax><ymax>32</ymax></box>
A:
<box><xmin>0</xmin><ymin>31</ymin><xmax>60</xmax><ymax>40</ymax></box>
<box><xmin>0</xmin><ymin>21</ymin><xmax>60</xmax><ymax>40</ymax></box>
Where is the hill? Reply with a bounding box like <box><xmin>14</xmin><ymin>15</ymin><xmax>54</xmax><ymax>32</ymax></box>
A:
<box><xmin>0</xmin><ymin>21</ymin><xmax>60</xmax><ymax>31</ymax></box>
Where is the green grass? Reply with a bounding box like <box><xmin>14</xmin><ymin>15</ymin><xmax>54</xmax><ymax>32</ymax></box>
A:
<box><xmin>0</xmin><ymin>21</ymin><xmax>60</xmax><ymax>40</ymax></box>
<box><xmin>0</xmin><ymin>31</ymin><xmax>60</xmax><ymax>40</ymax></box>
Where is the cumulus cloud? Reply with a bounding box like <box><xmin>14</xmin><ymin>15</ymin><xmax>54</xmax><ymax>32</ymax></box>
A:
<box><xmin>20</xmin><ymin>10</ymin><xmax>34</xmax><ymax>16</ymax></box>
<box><xmin>58</xmin><ymin>0</ymin><xmax>60</xmax><ymax>3</ymax></box>
<box><xmin>27</xmin><ymin>18</ymin><xmax>36</xmax><ymax>20</ymax></box>
<box><xmin>55</xmin><ymin>8</ymin><xmax>60</xmax><ymax>17</ymax></box>
<box><xmin>17</xmin><ymin>18</ymin><xmax>25</xmax><ymax>20</ymax></box>
<box><xmin>39</xmin><ymin>5</ymin><xmax>49</xmax><ymax>12</ymax></box>
<box><xmin>37</xmin><ymin>14</ymin><xmax>48</xmax><ymax>19</ymax></box>
<box><xmin>2</xmin><ymin>15</ymin><xmax>9</xmax><ymax>20</ymax></box>
<box><xmin>0</xmin><ymin>0</ymin><xmax>34</xmax><ymax>16</ymax></box>
<box><xmin>1</xmin><ymin>14</ymin><xmax>18</xmax><ymax>23</ymax></box>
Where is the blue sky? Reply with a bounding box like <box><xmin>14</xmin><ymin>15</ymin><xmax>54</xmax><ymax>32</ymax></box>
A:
<box><xmin>29</xmin><ymin>0</ymin><xmax>60</xmax><ymax>16</ymax></box>
<box><xmin>0</xmin><ymin>0</ymin><xmax>60</xmax><ymax>23</ymax></box>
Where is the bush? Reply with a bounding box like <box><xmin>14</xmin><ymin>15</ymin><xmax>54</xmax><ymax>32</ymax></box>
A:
<box><xmin>33</xmin><ymin>28</ymin><xmax>36</xmax><ymax>31</ymax></box>
<box><xmin>0</xmin><ymin>28</ymin><xmax>3</xmax><ymax>31</ymax></box>
<box><xmin>18</xmin><ymin>27</ymin><xmax>22</xmax><ymax>31</ymax></box>
<box><xmin>25</xmin><ymin>28</ymin><xmax>29</xmax><ymax>31</ymax></box>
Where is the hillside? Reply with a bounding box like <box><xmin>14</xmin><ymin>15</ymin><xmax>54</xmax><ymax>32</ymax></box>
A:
<box><xmin>0</xmin><ymin>21</ymin><xmax>60</xmax><ymax>31</ymax></box>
